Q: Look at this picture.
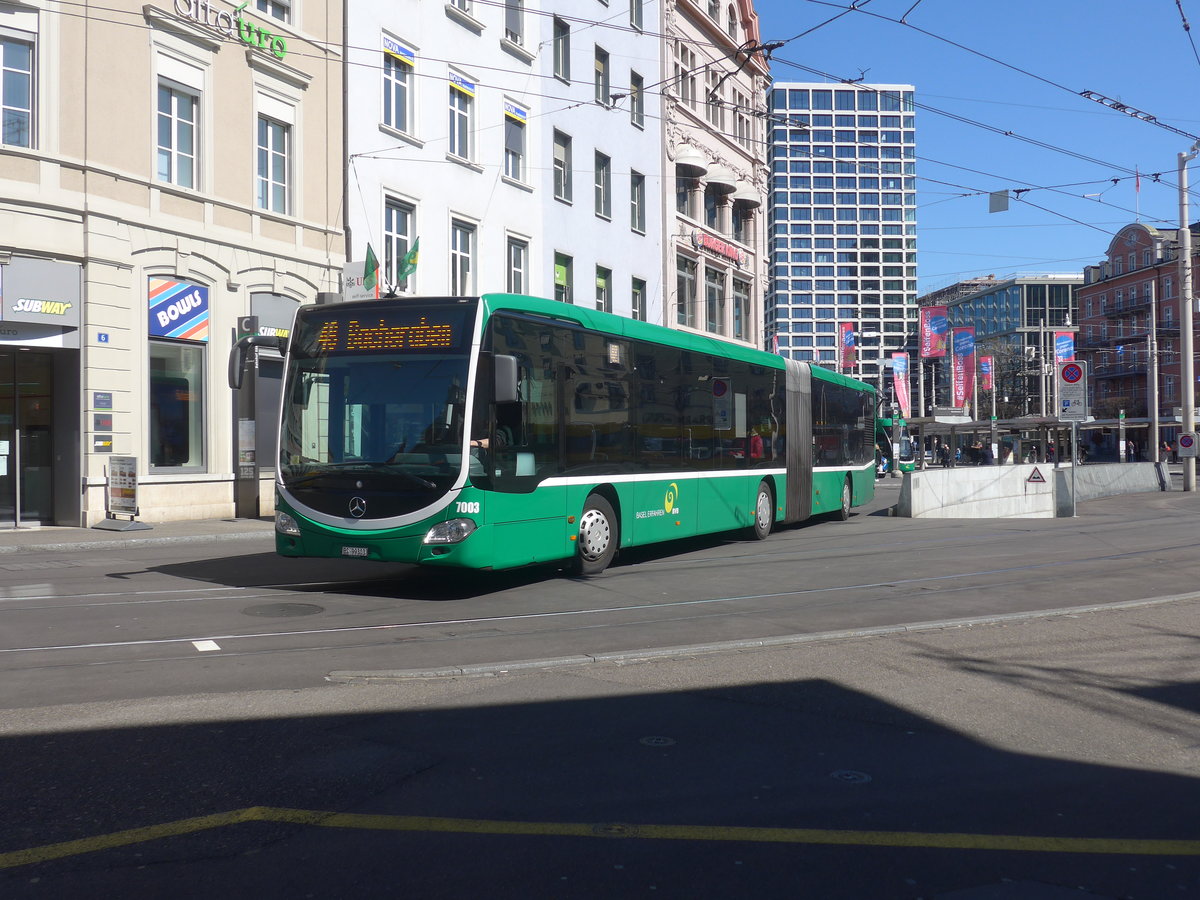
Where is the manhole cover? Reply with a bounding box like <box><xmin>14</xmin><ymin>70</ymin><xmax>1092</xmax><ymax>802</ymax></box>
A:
<box><xmin>639</xmin><ymin>736</ymin><xmax>676</xmax><ymax>747</ymax></box>
<box><xmin>830</xmin><ymin>769</ymin><xmax>872</xmax><ymax>784</ymax></box>
<box><xmin>242</xmin><ymin>602</ymin><xmax>325</xmax><ymax>618</ymax></box>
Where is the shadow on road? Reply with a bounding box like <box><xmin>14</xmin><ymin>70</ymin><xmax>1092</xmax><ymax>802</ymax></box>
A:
<box><xmin>1</xmin><ymin>673</ymin><xmax>1196</xmax><ymax>898</ymax></box>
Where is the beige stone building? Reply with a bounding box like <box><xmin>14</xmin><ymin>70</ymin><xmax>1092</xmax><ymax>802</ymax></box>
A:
<box><xmin>663</xmin><ymin>0</ymin><xmax>769</xmax><ymax>349</ymax></box>
<box><xmin>0</xmin><ymin>0</ymin><xmax>343</xmax><ymax>526</ymax></box>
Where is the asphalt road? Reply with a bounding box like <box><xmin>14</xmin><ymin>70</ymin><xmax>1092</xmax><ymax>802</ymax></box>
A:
<box><xmin>2</xmin><ymin>481</ymin><xmax>1199</xmax><ymax>897</ymax></box>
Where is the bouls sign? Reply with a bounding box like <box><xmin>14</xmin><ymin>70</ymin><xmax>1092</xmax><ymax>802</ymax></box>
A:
<box><xmin>174</xmin><ymin>0</ymin><xmax>288</xmax><ymax>60</ymax></box>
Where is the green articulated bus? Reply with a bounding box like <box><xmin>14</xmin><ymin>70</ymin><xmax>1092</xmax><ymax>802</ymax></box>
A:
<box><xmin>232</xmin><ymin>294</ymin><xmax>877</xmax><ymax>574</ymax></box>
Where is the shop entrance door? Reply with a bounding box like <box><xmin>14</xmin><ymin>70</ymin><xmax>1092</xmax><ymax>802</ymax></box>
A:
<box><xmin>0</xmin><ymin>351</ymin><xmax>55</xmax><ymax>526</ymax></box>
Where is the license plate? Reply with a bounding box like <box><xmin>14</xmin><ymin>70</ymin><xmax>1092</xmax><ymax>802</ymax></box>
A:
<box><xmin>341</xmin><ymin>546</ymin><xmax>369</xmax><ymax>557</ymax></box>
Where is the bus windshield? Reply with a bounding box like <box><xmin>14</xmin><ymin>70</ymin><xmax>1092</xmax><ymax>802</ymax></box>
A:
<box><xmin>278</xmin><ymin>299</ymin><xmax>478</xmax><ymax>520</ymax></box>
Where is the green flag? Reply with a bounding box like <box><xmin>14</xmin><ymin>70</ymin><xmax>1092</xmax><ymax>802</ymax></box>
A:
<box><xmin>364</xmin><ymin>244</ymin><xmax>380</xmax><ymax>293</ymax></box>
<box><xmin>399</xmin><ymin>238</ymin><xmax>420</xmax><ymax>279</ymax></box>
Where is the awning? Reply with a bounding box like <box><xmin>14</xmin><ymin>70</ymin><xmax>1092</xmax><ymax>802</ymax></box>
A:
<box><xmin>731</xmin><ymin>183</ymin><xmax>762</xmax><ymax>207</ymax></box>
<box><xmin>705</xmin><ymin>166</ymin><xmax>737</xmax><ymax>194</ymax></box>
<box><xmin>674</xmin><ymin>145</ymin><xmax>708</xmax><ymax>177</ymax></box>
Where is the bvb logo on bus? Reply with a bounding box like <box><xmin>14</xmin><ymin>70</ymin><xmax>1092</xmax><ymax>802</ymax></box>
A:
<box><xmin>664</xmin><ymin>482</ymin><xmax>678</xmax><ymax>514</ymax></box>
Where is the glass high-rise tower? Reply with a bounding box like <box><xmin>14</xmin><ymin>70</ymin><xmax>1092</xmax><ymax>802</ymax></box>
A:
<box><xmin>766</xmin><ymin>83</ymin><xmax>918</xmax><ymax>388</ymax></box>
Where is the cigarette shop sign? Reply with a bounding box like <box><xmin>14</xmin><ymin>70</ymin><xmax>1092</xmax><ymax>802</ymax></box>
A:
<box><xmin>174</xmin><ymin>0</ymin><xmax>289</xmax><ymax>60</ymax></box>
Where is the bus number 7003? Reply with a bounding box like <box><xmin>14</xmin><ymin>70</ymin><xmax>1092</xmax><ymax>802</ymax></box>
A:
<box><xmin>456</xmin><ymin>501</ymin><xmax>481</xmax><ymax>514</ymax></box>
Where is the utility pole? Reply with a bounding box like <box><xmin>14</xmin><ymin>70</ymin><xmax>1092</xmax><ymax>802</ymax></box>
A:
<box><xmin>1149</xmin><ymin>279</ymin><xmax>1160</xmax><ymax>462</ymax></box>
<box><xmin>1179</xmin><ymin>143</ymin><xmax>1198</xmax><ymax>491</ymax></box>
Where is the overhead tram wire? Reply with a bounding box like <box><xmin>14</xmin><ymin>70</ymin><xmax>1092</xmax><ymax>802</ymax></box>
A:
<box><xmin>1175</xmin><ymin>0</ymin><xmax>1200</xmax><ymax>71</ymax></box>
<box><xmin>766</xmin><ymin>53</ymin><xmax>1200</xmax><ymax>200</ymax></box>
<box><xmin>793</xmin><ymin>0</ymin><xmax>1200</xmax><ymax>144</ymax></box>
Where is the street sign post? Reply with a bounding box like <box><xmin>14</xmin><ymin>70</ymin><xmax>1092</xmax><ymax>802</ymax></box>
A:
<box><xmin>1057</xmin><ymin>360</ymin><xmax>1088</xmax><ymax>422</ymax></box>
<box><xmin>1057</xmin><ymin>361</ymin><xmax>1088</xmax><ymax>518</ymax></box>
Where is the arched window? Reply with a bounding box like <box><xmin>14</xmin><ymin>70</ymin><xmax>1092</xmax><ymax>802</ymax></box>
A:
<box><xmin>727</xmin><ymin>5</ymin><xmax>738</xmax><ymax>39</ymax></box>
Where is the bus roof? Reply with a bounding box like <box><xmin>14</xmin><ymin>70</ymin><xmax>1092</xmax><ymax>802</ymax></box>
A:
<box><xmin>480</xmin><ymin>293</ymin><xmax>875</xmax><ymax>394</ymax></box>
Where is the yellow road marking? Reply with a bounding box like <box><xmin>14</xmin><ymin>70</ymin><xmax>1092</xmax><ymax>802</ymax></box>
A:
<box><xmin>3</xmin><ymin>806</ymin><xmax>1198</xmax><ymax>869</ymax></box>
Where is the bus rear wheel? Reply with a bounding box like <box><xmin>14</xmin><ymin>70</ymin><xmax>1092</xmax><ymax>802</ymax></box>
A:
<box><xmin>575</xmin><ymin>495</ymin><xmax>618</xmax><ymax>575</ymax></box>
<box><xmin>837</xmin><ymin>476</ymin><xmax>852</xmax><ymax>521</ymax></box>
<box><xmin>750</xmin><ymin>480</ymin><xmax>773</xmax><ymax>541</ymax></box>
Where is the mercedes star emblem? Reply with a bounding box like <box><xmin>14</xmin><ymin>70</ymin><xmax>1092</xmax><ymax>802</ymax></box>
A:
<box><xmin>349</xmin><ymin>496</ymin><xmax>367</xmax><ymax>517</ymax></box>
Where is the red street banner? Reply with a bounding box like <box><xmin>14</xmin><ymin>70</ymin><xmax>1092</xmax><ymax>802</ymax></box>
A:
<box><xmin>952</xmin><ymin>326</ymin><xmax>976</xmax><ymax>408</ymax></box>
<box><xmin>920</xmin><ymin>306</ymin><xmax>948</xmax><ymax>358</ymax></box>
<box><xmin>980</xmin><ymin>355</ymin><xmax>994</xmax><ymax>392</ymax></box>
<box><xmin>839</xmin><ymin>322</ymin><xmax>856</xmax><ymax>371</ymax></box>
<box><xmin>1055</xmin><ymin>332</ymin><xmax>1075</xmax><ymax>362</ymax></box>
<box><xmin>892</xmin><ymin>352</ymin><xmax>911</xmax><ymax>418</ymax></box>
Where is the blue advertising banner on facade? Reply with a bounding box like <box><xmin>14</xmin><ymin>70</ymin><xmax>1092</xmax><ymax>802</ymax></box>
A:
<box><xmin>149</xmin><ymin>278</ymin><xmax>209</xmax><ymax>341</ymax></box>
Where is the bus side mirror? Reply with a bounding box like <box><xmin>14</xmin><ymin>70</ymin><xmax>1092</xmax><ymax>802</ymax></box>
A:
<box><xmin>495</xmin><ymin>354</ymin><xmax>519</xmax><ymax>403</ymax></box>
<box><xmin>228</xmin><ymin>335</ymin><xmax>288</xmax><ymax>390</ymax></box>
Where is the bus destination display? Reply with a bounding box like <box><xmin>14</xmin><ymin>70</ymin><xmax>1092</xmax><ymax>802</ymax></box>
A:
<box><xmin>297</xmin><ymin>305</ymin><xmax>473</xmax><ymax>356</ymax></box>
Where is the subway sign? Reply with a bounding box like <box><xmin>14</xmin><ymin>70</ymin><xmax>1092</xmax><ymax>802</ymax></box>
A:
<box><xmin>174</xmin><ymin>0</ymin><xmax>288</xmax><ymax>60</ymax></box>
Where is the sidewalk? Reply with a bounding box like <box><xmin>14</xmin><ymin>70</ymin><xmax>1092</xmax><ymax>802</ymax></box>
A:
<box><xmin>0</xmin><ymin>516</ymin><xmax>275</xmax><ymax>554</ymax></box>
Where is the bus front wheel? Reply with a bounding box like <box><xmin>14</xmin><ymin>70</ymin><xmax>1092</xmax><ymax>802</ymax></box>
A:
<box><xmin>750</xmin><ymin>480</ymin><xmax>774</xmax><ymax>541</ymax></box>
<box><xmin>575</xmin><ymin>495</ymin><xmax>618</xmax><ymax>575</ymax></box>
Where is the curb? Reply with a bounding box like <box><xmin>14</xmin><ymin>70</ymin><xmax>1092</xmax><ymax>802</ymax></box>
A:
<box><xmin>327</xmin><ymin>592</ymin><xmax>1200</xmax><ymax>683</ymax></box>
<box><xmin>0</xmin><ymin>530</ymin><xmax>274</xmax><ymax>555</ymax></box>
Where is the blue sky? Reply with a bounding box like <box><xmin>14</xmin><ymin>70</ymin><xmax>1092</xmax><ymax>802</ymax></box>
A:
<box><xmin>751</xmin><ymin>0</ymin><xmax>1200</xmax><ymax>294</ymax></box>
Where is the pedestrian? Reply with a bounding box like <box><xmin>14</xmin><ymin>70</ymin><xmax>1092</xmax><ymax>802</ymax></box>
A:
<box><xmin>939</xmin><ymin>443</ymin><xmax>951</xmax><ymax>468</ymax></box>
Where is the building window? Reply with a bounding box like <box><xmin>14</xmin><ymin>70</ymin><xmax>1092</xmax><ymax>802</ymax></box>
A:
<box><xmin>677</xmin><ymin>255</ymin><xmax>697</xmax><ymax>327</ymax></box>
<box><xmin>705</xmin><ymin>71</ymin><xmax>723</xmax><ymax>129</ymax></box>
<box><xmin>632</xmin><ymin>277</ymin><xmax>647</xmax><ymax>321</ymax></box>
<box><xmin>594</xmin><ymin>151</ymin><xmax>611</xmax><ymax>218</ymax></box>
<box><xmin>630</xmin><ymin>0</ymin><xmax>643</xmax><ymax>30</ymax></box>
<box><xmin>733</xmin><ymin>278</ymin><xmax>750</xmax><ymax>341</ymax></box>
<box><xmin>448</xmin><ymin>77</ymin><xmax>474</xmax><ymax>160</ymax></box>
<box><xmin>256</xmin><ymin>115</ymin><xmax>290</xmax><ymax>214</ymax></box>
<box><xmin>382</xmin><ymin>41</ymin><xmax>413</xmax><ymax>133</ymax></box>
<box><xmin>255</xmin><ymin>0</ymin><xmax>290</xmax><ymax>23</ymax></box>
<box><xmin>674</xmin><ymin>42</ymin><xmax>696</xmax><ymax>109</ymax></box>
<box><xmin>554</xmin><ymin>253</ymin><xmax>573</xmax><ymax>303</ymax></box>
<box><xmin>705</xmin><ymin>267</ymin><xmax>725</xmax><ymax>334</ymax></box>
<box><xmin>157</xmin><ymin>82</ymin><xmax>198</xmax><ymax>189</ymax></box>
<box><xmin>727</xmin><ymin>4</ymin><xmax>738</xmax><ymax>39</ymax></box>
<box><xmin>553</xmin><ymin>130</ymin><xmax>572</xmax><ymax>202</ymax></box>
<box><xmin>596</xmin><ymin>266</ymin><xmax>612</xmax><ymax>313</ymax></box>
<box><xmin>506</xmin><ymin>236</ymin><xmax>528</xmax><ymax>294</ymax></box>
<box><xmin>2</xmin><ymin>34</ymin><xmax>34</xmax><ymax>148</ymax></box>
<box><xmin>450</xmin><ymin>220</ymin><xmax>475</xmax><ymax>294</ymax></box>
<box><xmin>732</xmin><ymin>203</ymin><xmax>750</xmax><ymax>244</ymax></box>
<box><xmin>150</xmin><ymin>339</ymin><xmax>205</xmax><ymax>470</ymax></box>
<box><xmin>594</xmin><ymin>46</ymin><xmax>610</xmax><ymax>105</ymax></box>
<box><xmin>1165</xmin><ymin>276</ymin><xmax>1174</xmax><ymax>298</ymax></box>
<box><xmin>449</xmin><ymin>0</ymin><xmax>472</xmax><ymax>12</ymax></box>
<box><xmin>504</xmin><ymin>0</ymin><xmax>524</xmax><ymax>44</ymax></box>
<box><xmin>553</xmin><ymin>18</ymin><xmax>570</xmax><ymax>82</ymax></box>
<box><xmin>504</xmin><ymin>105</ymin><xmax>526</xmax><ymax>181</ymax></box>
<box><xmin>630</xmin><ymin>70</ymin><xmax>644</xmax><ymax>128</ymax></box>
<box><xmin>676</xmin><ymin>176</ymin><xmax>696</xmax><ymax>217</ymax></box>
<box><xmin>630</xmin><ymin>170</ymin><xmax>646</xmax><ymax>233</ymax></box>
<box><xmin>384</xmin><ymin>197</ymin><xmax>414</xmax><ymax>293</ymax></box>
<box><xmin>704</xmin><ymin>184</ymin><xmax>719</xmax><ymax>229</ymax></box>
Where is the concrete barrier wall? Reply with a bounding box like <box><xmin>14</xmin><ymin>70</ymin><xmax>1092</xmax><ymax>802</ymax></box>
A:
<box><xmin>1054</xmin><ymin>462</ymin><xmax>1168</xmax><ymax>516</ymax></box>
<box><xmin>898</xmin><ymin>462</ymin><xmax>1168</xmax><ymax>519</ymax></box>
<box><xmin>897</xmin><ymin>464</ymin><xmax>1056</xmax><ymax>518</ymax></box>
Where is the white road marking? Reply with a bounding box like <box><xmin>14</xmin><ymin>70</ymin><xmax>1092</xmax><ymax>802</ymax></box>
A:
<box><xmin>191</xmin><ymin>640</ymin><xmax>221</xmax><ymax>652</ymax></box>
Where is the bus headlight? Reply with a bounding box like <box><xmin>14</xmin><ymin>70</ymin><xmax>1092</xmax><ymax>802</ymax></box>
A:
<box><xmin>424</xmin><ymin>518</ymin><xmax>477</xmax><ymax>544</ymax></box>
<box><xmin>275</xmin><ymin>510</ymin><xmax>302</xmax><ymax>536</ymax></box>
